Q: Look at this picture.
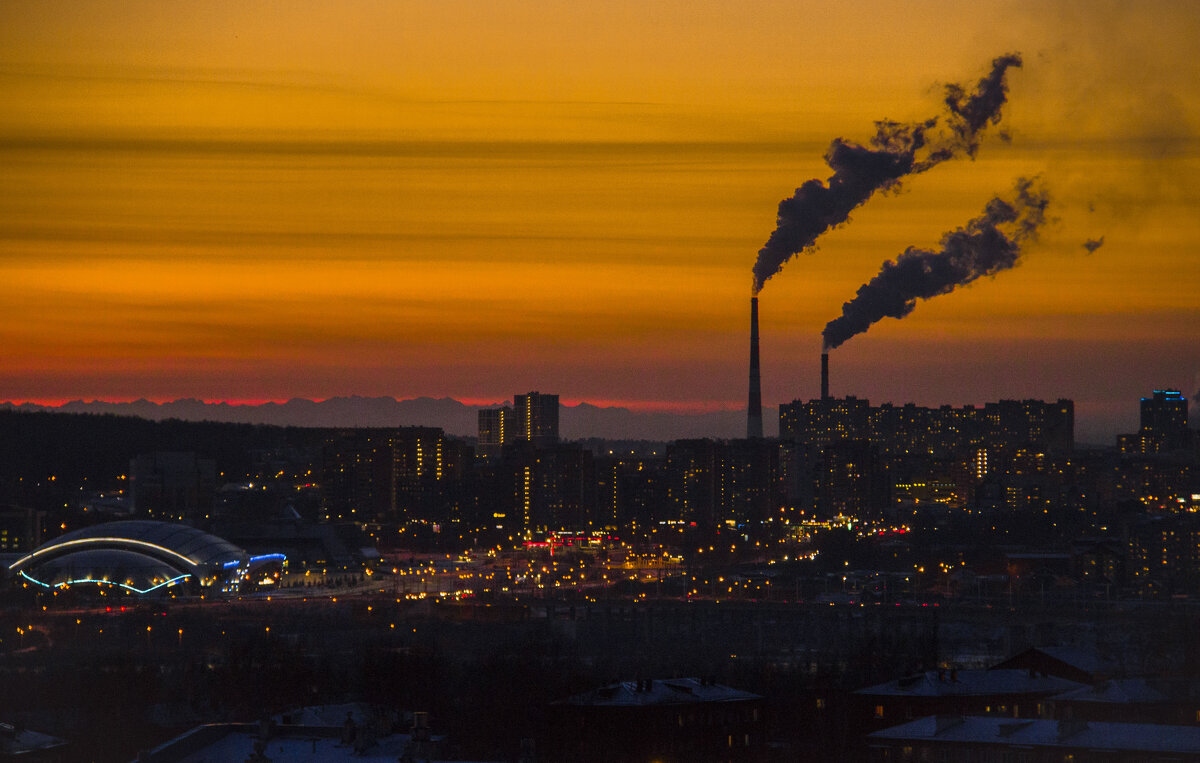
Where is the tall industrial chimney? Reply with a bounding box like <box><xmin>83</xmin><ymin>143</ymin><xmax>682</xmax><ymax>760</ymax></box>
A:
<box><xmin>747</xmin><ymin>297</ymin><xmax>763</xmax><ymax>439</ymax></box>
<box><xmin>821</xmin><ymin>352</ymin><xmax>830</xmax><ymax>401</ymax></box>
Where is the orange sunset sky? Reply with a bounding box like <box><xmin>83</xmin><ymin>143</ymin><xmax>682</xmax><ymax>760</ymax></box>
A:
<box><xmin>1</xmin><ymin>0</ymin><xmax>1197</xmax><ymax>441</ymax></box>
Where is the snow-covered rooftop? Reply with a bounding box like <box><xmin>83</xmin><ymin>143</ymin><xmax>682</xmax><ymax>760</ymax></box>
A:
<box><xmin>857</xmin><ymin>669</ymin><xmax>1083</xmax><ymax>697</ymax></box>
<box><xmin>870</xmin><ymin>715</ymin><xmax>1200</xmax><ymax>754</ymax></box>
<box><xmin>142</xmin><ymin>722</ymin><xmax>487</xmax><ymax>763</ymax></box>
<box><xmin>560</xmin><ymin>677</ymin><xmax>760</xmax><ymax>707</ymax></box>
<box><xmin>1050</xmin><ymin>677</ymin><xmax>1169</xmax><ymax>705</ymax></box>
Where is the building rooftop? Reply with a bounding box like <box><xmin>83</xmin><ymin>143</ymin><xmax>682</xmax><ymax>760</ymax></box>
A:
<box><xmin>856</xmin><ymin>669</ymin><xmax>1083</xmax><ymax>698</ymax></box>
<box><xmin>869</xmin><ymin>715</ymin><xmax>1200</xmax><ymax>755</ymax></box>
<box><xmin>1050</xmin><ymin>677</ymin><xmax>1169</xmax><ymax>705</ymax></box>
<box><xmin>990</xmin><ymin>645</ymin><xmax>1118</xmax><ymax>681</ymax></box>
<box><xmin>271</xmin><ymin>702</ymin><xmax>385</xmax><ymax>728</ymax></box>
<box><xmin>559</xmin><ymin>677</ymin><xmax>760</xmax><ymax>707</ymax></box>
<box><xmin>22</xmin><ymin>520</ymin><xmax>244</xmax><ymax>568</ymax></box>
<box><xmin>141</xmin><ymin>720</ymin><xmax>493</xmax><ymax>763</ymax></box>
<box><xmin>1031</xmin><ymin>645</ymin><xmax>1117</xmax><ymax>676</ymax></box>
<box><xmin>0</xmin><ymin>722</ymin><xmax>67</xmax><ymax>757</ymax></box>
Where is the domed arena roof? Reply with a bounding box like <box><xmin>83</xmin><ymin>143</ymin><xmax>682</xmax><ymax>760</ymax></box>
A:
<box><xmin>8</xmin><ymin>520</ymin><xmax>249</xmax><ymax>596</ymax></box>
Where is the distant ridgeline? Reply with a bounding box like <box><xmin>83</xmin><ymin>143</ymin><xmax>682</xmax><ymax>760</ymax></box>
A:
<box><xmin>0</xmin><ymin>396</ymin><xmax>486</xmax><ymax>435</ymax></box>
<box><xmin>0</xmin><ymin>397</ymin><xmax>768</xmax><ymax>441</ymax></box>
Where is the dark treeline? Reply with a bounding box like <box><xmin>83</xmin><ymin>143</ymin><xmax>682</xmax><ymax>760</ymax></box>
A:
<box><xmin>0</xmin><ymin>409</ymin><xmax>329</xmax><ymax>508</ymax></box>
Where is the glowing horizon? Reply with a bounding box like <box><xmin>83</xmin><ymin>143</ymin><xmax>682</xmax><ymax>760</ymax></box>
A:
<box><xmin>1</xmin><ymin>394</ymin><xmax>747</xmax><ymax>416</ymax></box>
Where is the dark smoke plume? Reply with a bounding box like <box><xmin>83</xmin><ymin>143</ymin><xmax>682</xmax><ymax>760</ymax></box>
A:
<box><xmin>1082</xmin><ymin>236</ymin><xmax>1105</xmax><ymax>254</ymax></box>
<box><xmin>753</xmin><ymin>54</ymin><xmax>1022</xmax><ymax>294</ymax></box>
<box><xmin>940</xmin><ymin>53</ymin><xmax>1024</xmax><ymax>160</ymax></box>
<box><xmin>822</xmin><ymin>177</ymin><xmax>1049</xmax><ymax>350</ymax></box>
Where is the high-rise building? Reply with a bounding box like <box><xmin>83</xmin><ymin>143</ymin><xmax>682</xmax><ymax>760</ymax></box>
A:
<box><xmin>665</xmin><ymin>439</ymin><xmax>785</xmax><ymax>525</ymax></box>
<box><xmin>778</xmin><ymin>395</ymin><xmax>1075</xmax><ymax>520</ymax></box>
<box><xmin>781</xmin><ymin>396</ymin><xmax>1073</xmax><ymax>456</ymax></box>
<box><xmin>1141</xmin><ymin>389</ymin><xmax>1190</xmax><ymax>451</ymax></box>
<box><xmin>320</xmin><ymin>431</ymin><xmax>396</xmax><ymax>522</ymax></box>
<box><xmin>816</xmin><ymin>439</ymin><xmax>885</xmax><ymax>519</ymax></box>
<box><xmin>499</xmin><ymin>441</ymin><xmax>594</xmax><ymax>534</ymax></box>
<box><xmin>984</xmin><ymin>399</ymin><xmax>1075</xmax><ymax>454</ymax></box>
<box><xmin>321</xmin><ymin>427</ymin><xmax>454</xmax><ymax>523</ymax></box>
<box><xmin>720</xmin><ymin>438</ymin><xmax>783</xmax><ymax>524</ymax></box>
<box><xmin>1119</xmin><ymin>389</ymin><xmax>1192</xmax><ymax>455</ymax></box>
<box><xmin>515</xmin><ymin>391</ymin><xmax>559</xmax><ymax>447</ymax></box>
<box><xmin>392</xmin><ymin>426</ymin><xmax>446</xmax><ymax>522</ymax></box>
<box><xmin>779</xmin><ymin>396</ymin><xmax>871</xmax><ymax>447</ymax></box>
<box><xmin>1128</xmin><ymin>512</ymin><xmax>1200</xmax><ymax>595</ymax></box>
<box><xmin>666</xmin><ymin>439</ymin><xmax>719</xmax><ymax>525</ymax></box>
<box><xmin>477</xmin><ymin>406</ymin><xmax>512</xmax><ymax>460</ymax></box>
<box><xmin>1142</xmin><ymin>389</ymin><xmax>1188</xmax><ymax>432</ymax></box>
<box><xmin>594</xmin><ymin>455</ymin><xmax>667</xmax><ymax>529</ymax></box>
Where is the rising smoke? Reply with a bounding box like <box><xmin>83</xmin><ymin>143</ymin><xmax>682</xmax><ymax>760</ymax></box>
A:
<box><xmin>821</xmin><ymin>177</ymin><xmax>1050</xmax><ymax>350</ymax></box>
<box><xmin>940</xmin><ymin>55</ymin><xmax>1024</xmax><ymax>159</ymax></box>
<box><xmin>752</xmin><ymin>54</ymin><xmax>1023</xmax><ymax>294</ymax></box>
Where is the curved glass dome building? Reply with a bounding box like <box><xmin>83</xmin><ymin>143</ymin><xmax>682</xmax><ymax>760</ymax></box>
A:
<box><xmin>7</xmin><ymin>521</ymin><xmax>281</xmax><ymax>597</ymax></box>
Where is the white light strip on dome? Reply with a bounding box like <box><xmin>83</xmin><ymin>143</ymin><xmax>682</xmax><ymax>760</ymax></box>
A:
<box><xmin>8</xmin><ymin>537</ymin><xmax>208</xmax><ymax>571</ymax></box>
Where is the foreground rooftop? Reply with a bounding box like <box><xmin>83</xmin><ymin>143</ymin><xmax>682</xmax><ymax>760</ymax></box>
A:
<box><xmin>856</xmin><ymin>668</ymin><xmax>1083</xmax><ymax>697</ymax></box>
<box><xmin>559</xmin><ymin>677</ymin><xmax>761</xmax><ymax>707</ymax></box>
<box><xmin>869</xmin><ymin>715</ymin><xmax>1200</xmax><ymax>756</ymax></box>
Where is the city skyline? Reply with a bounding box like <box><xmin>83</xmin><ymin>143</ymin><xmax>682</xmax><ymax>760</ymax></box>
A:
<box><xmin>1</xmin><ymin>1</ymin><xmax>1198</xmax><ymax>444</ymax></box>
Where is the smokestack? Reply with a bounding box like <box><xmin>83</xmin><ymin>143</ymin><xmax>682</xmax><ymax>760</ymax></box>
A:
<box><xmin>821</xmin><ymin>352</ymin><xmax>830</xmax><ymax>401</ymax></box>
<box><xmin>747</xmin><ymin>297</ymin><xmax>763</xmax><ymax>439</ymax></box>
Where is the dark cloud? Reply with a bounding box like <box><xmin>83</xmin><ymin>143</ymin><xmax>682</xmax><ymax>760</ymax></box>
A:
<box><xmin>1082</xmin><ymin>236</ymin><xmax>1105</xmax><ymax>254</ymax></box>
<box><xmin>822</xmin><ymin>177</ymin><xmax>1050</xmax><ymax>350</ymax></box>
<box><xmin>752</xmin><ymin>54</ymin><xmax>1023</xmax><ymax>294</ymax></box>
